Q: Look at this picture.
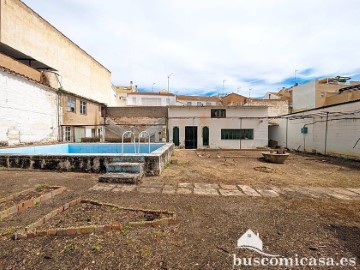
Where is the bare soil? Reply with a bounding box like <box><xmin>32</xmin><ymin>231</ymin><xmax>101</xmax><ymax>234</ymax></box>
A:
<box><xmin>0</xmin><ymin>150</ymin><xmax>359</xmax><ymax>269</ymax></box>
<box><xmin>148</xmin><ymin>150</ymin><xmax>360</xmax><ymax>188</ymax></box>
<box><xmin>37</xmin><ymin>202</ymin><xmax>160</xmax><ymax>230</ymax></box>
<box><xmin>0</xmin><ymin>186</ymin><xmax>55</xmax><ymax>211</ymax></box>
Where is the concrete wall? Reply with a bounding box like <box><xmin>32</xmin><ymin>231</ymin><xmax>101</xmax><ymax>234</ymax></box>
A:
<box><xmin>107</xmin><ymin>106</ymin><xmax>168</xmax><ymax>119</ymax></box>
<box><xmin>0</xmin><ymin>0</ymin><xmax>113</xmax><ymax>105</ymax></box>
<box><xmin>292</xmin><ymin>81</ymin><xmax>316</xmax><ymax>112</ymax></box>
<box><xmin>168</xmin><ymin>106</ymin><xmax>268</xmax><ymax>149</ymax></box>
<box><xmin>269</xmin><ymin>101</ymin><xmax>360</xmax><ymax>159</ymax></box>
<box><xmin>0</xmin><ymin>69</ymin><xmax>58</xmax><ymax>146</ymax></box>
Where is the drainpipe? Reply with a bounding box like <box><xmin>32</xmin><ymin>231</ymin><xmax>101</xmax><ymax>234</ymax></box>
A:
<box><xmin>57</xmin><ymin>92</ymin><xmax>61</xmax><ymax>142</ymax></box>
<box><xmin>324</xmin><ymin>112</ymin><xmax>329</xmax><ymax>155</ymax></box>
<box><xmin>285</xmin><ymin>117</ymin><xmax>288</xmax><ymax>149</ymax></box>
<box><xmin>239</xmin><ymin>118</ymin><xmax>242</xmax><ymax>149</ymax></box>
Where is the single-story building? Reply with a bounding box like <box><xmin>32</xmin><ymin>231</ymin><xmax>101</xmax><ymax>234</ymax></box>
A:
<box><xmin>168</xmin><ymin>106</ymin><xmax>268</xmax><ymax>149</ymax></box>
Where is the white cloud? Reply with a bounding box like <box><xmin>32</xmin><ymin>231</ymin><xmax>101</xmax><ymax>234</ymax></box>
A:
<box><xmin>23</xmin><ymin>0</ymin><xmax>360</xmax><ymax>97</ymax></box>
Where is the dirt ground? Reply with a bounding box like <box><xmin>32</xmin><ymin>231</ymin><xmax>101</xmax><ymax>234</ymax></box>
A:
<box><xmin>149</xmin><ymin>150</ymin><xmax>360</xmax><ymax>188</ymax></box>
<box><xmin>0</xmin><ymin>150</ymin><xmax>359</xmax><ymax>269</ymax></box>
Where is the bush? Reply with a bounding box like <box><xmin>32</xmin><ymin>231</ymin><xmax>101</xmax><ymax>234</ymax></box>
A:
<box><xmin>81</xmin><ymin>137</ymin><xmax>101</xmax><ymax>143</ymax></box>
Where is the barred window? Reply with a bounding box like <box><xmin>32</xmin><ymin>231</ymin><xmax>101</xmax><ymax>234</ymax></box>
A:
<box><xmin>221</xmin><ymin>129</ymin><xmax>254</xmax><ymax>140</ymax></box>
<box><xmin>211</xmin><ymin>109</ymin><xmax>226</xmax><ymax>118</ymax></box>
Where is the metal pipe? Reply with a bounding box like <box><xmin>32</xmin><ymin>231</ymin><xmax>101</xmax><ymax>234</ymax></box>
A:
<box><xmin>121</xmin><ymin>131</ymin><xmax>136</xmax><ymax>153</ymax></box>
<box><xmin>324</xmin><ymin>112</ymin><xmax>329</xmax><ymax>155</ymax></box>
<box><xmin>138</xmin><ymin>131</ymin><xmax>150</xmax><ymax>153</ymax></box>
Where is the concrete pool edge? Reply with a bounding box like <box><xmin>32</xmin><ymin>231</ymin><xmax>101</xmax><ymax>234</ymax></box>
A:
<box><xmin>0</xmin><ymin>143</ymin><xmax>175</xmax><ymax>176</ymax></box>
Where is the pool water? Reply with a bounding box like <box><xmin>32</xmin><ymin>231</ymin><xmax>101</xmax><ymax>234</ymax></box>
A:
<box><xmin>0</xmin><ymin>143</ymin><xmax>165</xmax><ymax>155</ymax></box>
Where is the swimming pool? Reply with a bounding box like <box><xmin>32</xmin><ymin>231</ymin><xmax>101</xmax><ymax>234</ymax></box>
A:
<box><xmin>0</xmin><ymin>143</ymin><xmax>164</xmax><ymax>155</ymax></box>
<box><xmin>0</xmin><ymin>143</ymin><xmax>174</xmax><ymax>175</ymax></box>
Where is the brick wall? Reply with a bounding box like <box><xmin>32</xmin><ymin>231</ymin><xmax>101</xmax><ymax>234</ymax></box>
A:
<box><xmin>106</xmin><ymin>107</ymin><xmax>168</xmax><ymax>118</ymax></box>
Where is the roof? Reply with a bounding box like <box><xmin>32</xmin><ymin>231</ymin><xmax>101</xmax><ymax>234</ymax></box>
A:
<box><xmin>176</xmin><ymin>95</ymin><xmax>220</xmax><ymax>102</ymax></box>
<box><xmin>0</xmin><ymin>64</ymin><xmax>57</xmax><ymax>92</ymax></box>
<box><xmin>128</xmin><ymin>92</ymin><xmax>175</xmax><ymax>96</ymax></box>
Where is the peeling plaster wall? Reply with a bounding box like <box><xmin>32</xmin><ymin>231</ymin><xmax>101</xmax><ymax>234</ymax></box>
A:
<box><xmin>0</xmin><ymin>70</ymin><xmax>58</xmax><ymax>145</ymax></box>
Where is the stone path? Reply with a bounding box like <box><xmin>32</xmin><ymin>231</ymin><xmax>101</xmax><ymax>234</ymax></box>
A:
<box><xmin>89</xmin><ymin>182</ymin><xmax>360</xmax><ymax>201</ymax></box>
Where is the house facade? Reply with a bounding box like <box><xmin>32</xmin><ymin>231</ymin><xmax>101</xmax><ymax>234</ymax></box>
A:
<box><xmin>168</xmin><ymin>106</ymin><xmax>268</xmax><ymax>149</ymax></box>
<box><xmin>60</xmin><ymin>91</ymin><xmax>105</xmax><ymax>142</ymax></box>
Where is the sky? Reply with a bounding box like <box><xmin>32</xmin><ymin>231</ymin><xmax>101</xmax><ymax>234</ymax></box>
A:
<box><xmin>22</xmin><ymin>0</ymin><xmax>360</xmax><ymax>97</ymax></box>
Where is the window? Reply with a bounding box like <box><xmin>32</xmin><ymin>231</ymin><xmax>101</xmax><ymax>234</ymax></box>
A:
<box><xmin>197</xmin><ymin>102</ymin><xmax>202</xmax><ymax>106</ymax></box>
<box><xmin>66</xmin><ymin>96</ymin><xmax>76</xmax><ymax>112</ymax></box>
<box><xmin>211</xmin><ymin>109</ymin><xmax>226</xmax><ymax>118</ymax></box>
<box><xmin>187</xmin><ymin>102</ymin><xmax>192</xmax><ymax>106</ymax></box>
<box><xmin>206</xmin><ymin>102</ymin><xmax>211</xmax><ymax>106</ymax></box>
<box><xmin>65</xmin><ymin>127</ymin><xmax>71</xmax><ymax>142</ymax></box>
<box><xmin>221</xmin><ymin>129</ymin><xmax>254</xmax><ymax>140</ymax></box>
<box><xmin>166</xmin><ymin>98</ymin><xmax>171</xmax><ymax>105</ymax></box>
<box><xmin>80</xmin><ymin>101</ymin><xmax>87</xmax><ymax>114</ymax></box>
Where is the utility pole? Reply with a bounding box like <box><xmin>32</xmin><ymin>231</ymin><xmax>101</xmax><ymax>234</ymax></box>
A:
<box><xmin>167</xmin><ymin>73</ymin><xmax>173</xmax><ymax>92</ymax></box>
<box><xmin>222</xmin><ymin>80</ymin><xmax>226</xmax><ymax>92</ymax></box>
<box><xmin>248</xmin><ymin>88</ymin><xmax>252</xmax><ymax>98</ymax></box>
<box><xmin>152</xmin><ymin>83</ymin><xmax>156</xmax><ymax>92</ymax></box>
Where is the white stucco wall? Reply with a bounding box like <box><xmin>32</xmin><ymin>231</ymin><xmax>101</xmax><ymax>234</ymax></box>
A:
<box><xmin>269</xmin><ymin>101</ymin><xmax>360</xmax><ymax>159</ymax></box>
<box><xmin>127</xmin><ymin>94</ymin><xmax>176</xmax><ymax>106</ymax></box>
<box><xmin>0</xmin><ymin>70</ymin><xmax>59</xmax><ymax>145</ymax></box>
<box><xmin>168</xmin><ymin>106</ymin><xmax>268</xmax><ymax>149</ymax></box>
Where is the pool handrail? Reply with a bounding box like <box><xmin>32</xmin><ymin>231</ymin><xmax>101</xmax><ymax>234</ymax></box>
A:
<box><xmin>121</xmin><ymin>131</ymin><xmax>136</xmax><ymax>153</ymax></box>
<box><xmin>138</xmin><ymin>131</ymin><xmax>150</xmax><ymax>153</ymax></box>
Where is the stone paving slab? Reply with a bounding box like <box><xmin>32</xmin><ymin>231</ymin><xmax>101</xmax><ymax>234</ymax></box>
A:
<box><xmin>219</xmin><ymin>184</ymin><xmax>238</xmax><ymax>190</ymax></box>
<box><xmin>178</xmin><ymin>183</ymin><xmax>193</xmax><ymax>188</ymax></box>
<box><xmin>330</xmin><ymin>188</ymin><xmax>360</xmax><ymax>198</ymax></box>
<box><xmin>177</xmin><ymin>187</ymin><xmax>192</xmax><ymax>194</ymax></box>
<box><xmin>162</xmin><ymin>185</ymin><xmax>176</xmax><ymax>194</ymax></box>
<box><xmin>193</xmin><ymin>188</ymin><xmax>219</xmax><ymax>196</ymax></box>
<box><xmin>238</xmin><ymin>185</ymin><xmax>261</xmax><ymax>197</ymax></box>
<box><xmin>218</xmin><ymin>189</ymin><xmax>244</xmax><ymax>196</ymax></box>
<box><xmin>140</xmin><ymin>182</ymin><xmax>164</xmax><ymax>188</ymax></box>
<box><xmin>347</xmin><ymin>188</ymin><xmax>360</xmax><ymax>195</ymax></box>
<box><xmin>88</xmin><ymin>183</ymin><xmax>359</xmax><ymax>201</ymax></box>
<box><xmin>194</xmin><ymin>183</ymin><xmax>219</xmax><ymax>189</ymax></box>
<box><xmin>137</xmin><ymin>187</ymin><xmax>161</xmax><ymax>194</ymax></box>
<box><xmin>256</xmin><ymin>189</ymin><xmax>279</xmax><ymax>197</ymax></box>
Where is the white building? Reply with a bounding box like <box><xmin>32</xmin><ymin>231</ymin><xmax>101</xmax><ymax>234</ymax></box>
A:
<box><xmin>0</xmin><ymin>67</ymin><xmax>59</xmax><ymax>146</ymax></box>
<box><xmin>269</xmin><ymin>100</ymin><xmax>360</xmax><ymax>160</ymax></box>
<box><xmin>168</xmin><ymin>106</ymin><xmax>268</xmax><ymax>149</ymax></box>
<box><xmin>126</xmin><ymin>92</ymin><xmax>176</xmax><ymax>106</ymax></box>
<box><xmin>176</xmin><ymin>95</ymin><xmax>221</xmax><ymax>106</ymax></box>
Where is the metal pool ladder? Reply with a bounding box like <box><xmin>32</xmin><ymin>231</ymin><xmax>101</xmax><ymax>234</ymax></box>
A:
<box><xmin>121</xmin><ymin>131</ymin><xmax>136</xmax><ymax>153</ymax></box>
<box><xmin>138</xmin><ymin>131</ymin><xmax>150</xmax><ymax>153</ymax></box>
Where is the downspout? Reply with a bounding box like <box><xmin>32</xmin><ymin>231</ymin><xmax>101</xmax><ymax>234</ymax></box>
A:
<box><xmin>285</xmin><ymin>117</ymin><xmax>288</xmax><ymax>149</ymax></box>
<box><xmin>57</xmin><ymin>92</ymin><xmax>61</xmax><ymax>142</ymax></box>
<box><xmin>239</xmin><ymin>118</ymin><xmax>242</xmax><ymax>149</ymax></box>
<box><xmin>324</xmin><ymin>112</ymin><xmax>329</xmax><ymax>155</ymax></box>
